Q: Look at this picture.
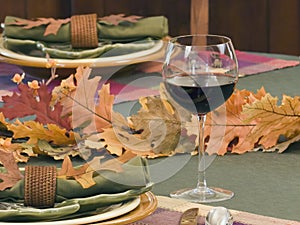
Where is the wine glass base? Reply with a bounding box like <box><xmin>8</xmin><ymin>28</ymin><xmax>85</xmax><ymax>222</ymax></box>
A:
<box><xmin>170</xmin><ymin>187</ymin><xmax>234</xmax><ymax>203</ymax></box>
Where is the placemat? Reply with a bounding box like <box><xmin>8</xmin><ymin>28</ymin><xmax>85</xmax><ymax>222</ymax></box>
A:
<box><xmin>0</xmin><ymin>51</ymin><xmax>299</xmax><ymax>103</ymax></box>
<box><xmin>129</xmin><ymin>207</ymin><xmax>248</xmax><ymax>225</ymax></box>
<box><xmin>130</xmin><ymin>196</ymin><xmax>300</xmax><ymax>225</ymax></box>
<box><xmin>236</xmin><ymin>51</ymin><xmax>299</xmax><ymax>76</ymax></box>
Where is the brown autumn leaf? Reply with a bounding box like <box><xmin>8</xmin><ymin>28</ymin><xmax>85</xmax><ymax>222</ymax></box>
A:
<box><xmin>0</xmin><ymin>112</ymin><xmax>13</xmax><ymax>138</ymax></box>
<box><xmin>0</xmin><ymin>113</ymin><xmax>8</xmax><ymax>127</ymax></box>
<box><xmin>99</xmin><ymin>111</ymin><xmax>170</xmax><ymax>157</ymax></box>
<box><xmin>37</xmin><ymin>140</ymin><xmax>79</xmax><ymax>160</ymax></box>
<box><xmin>207</xmin><ymin>88</ymin><xmax>267</xmax><ymax>155</ymax></box>
<box><xmin>58</xmin><ymin>154</ymin><xmax>125</xmax><ymax>188</ymax></box>
<box><xmin>186</xmin><ymin>88</ymin><xmax>267</xmax><ymax>155</ymax></box>
<box><xmin>9</xmin><ymin>17</ymin><xmax>70</xmax><ymax>36</ymax></box>
<box><xmin>66</xmin><ymin>67</ymin><xmax>113</xmax><ymax>134</ymax></box>
<box><xmin>129</xmin><ymin>96</ymin><xmax>182</xmax><ymax>155</ymax></box>
<box><xmin>57</xmin><ymin>155</ymin><xmax>94</xmax><ymax>189</ymax></box>
<box><xmin>242</xmin><ymin>93</ymin><xmax>300</xmax><ymax>151</ymax></box>
<box><xmin>1</xmin><ymin>83</ymin><xmax>71</xmax><ymax>130</ymax></box>
<box><xmin>0</xmin><ymin>137</ymin><xmax>37</xmax><ymax>163</ymax></box>
<box><xmin>8</xmin><ymin>120</ymin><xmax>77</xmax><ymax>146</ymax></box>
<box><xmin>100</xmin><ymin>94</ymin><xmax>183</xmax><ymax>157</ymax></box>
<box><xmin>94</xmin><ymin>83</ymin><xmax>114</xmax><ymax>133</ymax></box>
<box><xmin>53</xmin><ymin>66</ymin><xmax>84</xmax><ymax>117</ymax></box>
<box><xmin>99</xmin><ymin>14</ymin><xmax>142</xmax><ymax>25</ymax></box>
<box><xmin>100</xmin><ymin>83</ymin><xmax>197</xmax><ymax>158</ymax></box>
<box><xmin>0</xmin><ymin>149</ymin><xmax>23</xmax><ymax>191</ymax></box>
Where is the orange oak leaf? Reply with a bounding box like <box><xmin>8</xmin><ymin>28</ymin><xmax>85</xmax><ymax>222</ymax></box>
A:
<box><xmin>99</xmin><ymin>14</ymin><xmax>142</xmax><ymax>25</ymax></box>
<box><xmin>0</xmin><ymin>113</ymin><xmax>13</xmax><ymax>138</ymax></box>
<box><xmin>0</xmin><ymin>149</ymin><xmax>23</xmax><ymax>191</ymax></box>
<box><xmin>242</xmin><ymin>93</ymin><xmax>300</xmax><ymax>151</ymax></box>
<box><xmin>57</xmin><ymin>155</ymin><xmax>94</xmax><ymax>189</ymax></box>
<box><xmin>206</xmin><ymin>88</ymin><xmax>266</xmax><ymax>155</ymax></box>
<box><xmin>186</xmin><ymin>88</ymin><xmax>267</xmax><ymax>155</ymax></box>
<box><xmin>94</xmin><ymin>83</ymin><xmax>114</xmax><ymax>133</ymax></box>
<box><xmin>8</xmin><ymin>120</ymin><xmax>76</xmax><ymax>146</ymax></box>
<box><xmin>0</xmin><ymin>137</ymin><xmax>37</xmax><ymax>163</ymax></box>
<box><xmin>58</xmin><ymin>155</ymin><xmax>125</xmax><ymax>188</ymax></box>
<box><xmin>1</xmin><ymin>83</ymin><xmax>71</xmax><ymax>130</ymax></box>
<box><xmin>9</xmin><ymin>17</ymin><xmax>70</xmax><ymax>36</ymax></box>
<box><xmin>53</xmin><ymin>66</ymin><xmax>85</xmax><ymax>117</ymax></box>
<box><xmin>100</xmin><ymin>95</ymin><xmax>184</xmax><ymax>157</ymax></box>
<box><xmin>66</xmin><ymin>67</ymin><xmax>114</xmax><ymax>134</ymax></box>
<box><xmin>42</xmin><ymin>18</ymin><xmax>70</xmax><ymax>36</ymax></box>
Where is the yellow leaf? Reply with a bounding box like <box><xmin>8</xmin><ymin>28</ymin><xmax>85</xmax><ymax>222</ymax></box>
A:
<box><xmin>129</xmin><ymin>96</ymin><xmax>182</xmax><ymax>154</ymax></box>
<box><xmin>0</xmin><ymin>113</ymin><xmax>7</xmax><ymax>125</ymax></box>
<box><xmin>57</xmin><ymin>156</ymin><xmax>94</xmax><ymax>188</ymax></box>
<box><xmin>94</xmin><ymin>83</ymin><xmax>114</xmax><ymax>132</ymax></box>
<box><xmin>57</xmin><ymin>156</ymin><xmax>89</xmax><ymax>177</ymax></box>
<box><xmin>243</xmin><ymin>94</ymin><xmax>300</xmax><ymax>149</ymax></box>
<box><xmin>185</xmin><ymin>89</ymin><xmax>261</xmax><ymax>155</ymax></box>
<box><xmin>73</xmin><ymin>168</ymin><xmax>95</xmax><ymax>189</ymax></box>
<box><xmin>8</xmin><ymin>120</ymin><xmax>76</xmax><ymax>146</ymax></box>
<box><xmin>68</xmin><ymin>67</ymin><xmax>102</xmax><ymax>132</ymax></box>
<box><xmin>0</xmin><ymin>149</ymin><xmax>23</xmax><ymax>191</ymax></box>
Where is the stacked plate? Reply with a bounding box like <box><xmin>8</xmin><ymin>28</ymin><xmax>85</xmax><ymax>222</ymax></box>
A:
<box><xmin>0</xmin><ymin>37</ymin><xmax>165</xmax><ymax>78</ymax></box>
<box><xmin>0</xmin><ymin>186</ymin><xmax>157</xmax><ymax>224</ymax></box>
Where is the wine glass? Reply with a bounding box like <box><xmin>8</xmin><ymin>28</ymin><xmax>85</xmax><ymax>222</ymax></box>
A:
<box><xmin>162</xmin><ymin>34</ymin><xmax>238</xmax><ymax>203</ymax></box>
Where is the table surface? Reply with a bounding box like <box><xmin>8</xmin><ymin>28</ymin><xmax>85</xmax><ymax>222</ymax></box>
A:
<box><xmin>103</xmin><ymin>52</ymin><xmax>300</xmax><ymax>222</ymax></box>
<box><xmin>149</xmin><ymin>52</ymin><xmax>300</xmax><ymax>222</ymax></box>
<box><xmin>1</xmin><ymin>52</ymin><xmax>300</xmax><ymax>223</ymax></box>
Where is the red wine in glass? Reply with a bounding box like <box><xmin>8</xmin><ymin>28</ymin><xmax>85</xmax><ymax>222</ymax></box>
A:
<box><xmin>164</xmin><ymin>73</ymin><xmax>236</xmax><ymax>114</ymax></box>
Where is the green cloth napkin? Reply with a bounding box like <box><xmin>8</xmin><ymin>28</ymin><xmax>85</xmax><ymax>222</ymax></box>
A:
<box><xmin>0</xmin><ymin>156</ymin><xmax>150</xmax><ymax>203</ymax></box>
<box><xmin>2</xmin><ymin>15</ymin><xmax>168</xmax><ymax>59</ymax></box>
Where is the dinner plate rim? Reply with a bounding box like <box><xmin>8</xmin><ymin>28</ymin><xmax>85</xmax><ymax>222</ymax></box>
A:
<box><xmin>0</xmin><ymin>192</ymin><xmax>157</xmax><ymax>225</ymax></box>
<box><xmin>94</xmin><ymin>191</ymin><xmax>157</xmax><ymax>225</ymax></box>
<box><xmin>0</xmin><ymin>197</ymin><xmax>140</xmax><ymax>225</ymax></box>
<box><xmin>0</xmin><ymin>37</ymin><xmax>165</xmax><ymax>68</ymax></box>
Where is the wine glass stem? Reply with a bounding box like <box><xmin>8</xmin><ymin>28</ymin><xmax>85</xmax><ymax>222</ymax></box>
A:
<box><xmin>196</xmin><ymin>113</ymin><xmax>207</xmax><ymax>192</ymax></box>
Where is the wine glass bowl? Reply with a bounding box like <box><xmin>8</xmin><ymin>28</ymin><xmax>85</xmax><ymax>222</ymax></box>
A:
<box><xmin>162</xmin><ymin>34</ymin><xmax>238</xmax><ymax>203</ymax></box>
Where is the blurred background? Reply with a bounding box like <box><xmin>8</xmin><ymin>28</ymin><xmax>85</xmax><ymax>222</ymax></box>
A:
<box><xmin>0</xmin><ymin>0</ymin><xmax>299</xmax><ymax>55</ymax></box>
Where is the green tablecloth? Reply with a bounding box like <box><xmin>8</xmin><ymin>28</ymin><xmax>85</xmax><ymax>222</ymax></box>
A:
<box><xmin>1</xmin><ymin>52</ymin><xmax>299</xmax><ymax>222</ymax></box>
<box><xmin>149</xmin><ymin>53</ymin><xmax>300</xmax><ymax>222</ymax></box>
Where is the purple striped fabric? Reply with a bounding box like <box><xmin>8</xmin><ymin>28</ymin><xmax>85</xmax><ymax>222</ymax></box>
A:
<box><xmin>236</xmin><ymin>50</ymin><xmax>299</xmax><ymax>76</ymax></box>
<box><xmin>1</xmin><ymin>51</ymin><xmax>299</xmax><ymax>103</ymax></box>
<box><xmin>129</xmin><ymin>207</ymin><xmax>249</xmax><ymax>225</ymax></box>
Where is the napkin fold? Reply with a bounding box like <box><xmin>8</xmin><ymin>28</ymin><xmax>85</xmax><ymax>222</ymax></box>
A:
<box><xmin>2</xmin><ymin>15</ymin><xmax>168</xmax><ymax>59</ymax></box>
<box><xmin>0</xmin><ymin>156</ymin><xmax>150</xmax><ymax>203</ymax></box>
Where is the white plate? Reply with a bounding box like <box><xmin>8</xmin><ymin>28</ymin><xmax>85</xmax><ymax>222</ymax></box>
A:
<box><xmin>0</xmin><ymin>37</ymin><xmax>164</xmax><ymax>68</ymax></box>
<box><xmin>0</xmin><ymin>197</ymin><xmax>140</xmax><ymax>225</ymax></box>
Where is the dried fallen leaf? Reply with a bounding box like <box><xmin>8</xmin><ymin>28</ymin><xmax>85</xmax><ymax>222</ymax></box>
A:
<box><xmin>58</xmin><ymin>154</ymin><xmax>125</xmax><ymax>188</ymax></box>
<box><xmin>94</xmin><ymin>83</ymin><xmax>114</xmax><ymax>132</ymax></box>
<box><xmin>243</xmin><ymin>94</ymin><xmax>300</xmax><ymax>150</ymax></box>
<box><xmin>99</xmin><ymin>14</ymin><xmax>142</xmax><ymax>25</ymax></box>
<box><xmin>57</xmin><ymin>155</ymin><xmax>94</xmax><ymax>188</ymax></box>
<box><xmin>1</xmin><ymin>83</ymin><xmax>71</xmax><ymax>130</ymax></box>
<box><xmin>186</xmin><ymin>88</ymin><xmax>267</xmax><ymax>155</ymax></box>
<box><xmin>100</xmin><ymin>95</ymin><xmax>183</xmax><ymax>157</ymax></box>
<box><xmin>37</xmin><ymin>140</ymin><xmax>79</xmax><ymax>160</ymax></box>
<box><xmin>66</xmin><ymin>67</ymin><xmax>113</xmax><ymax>134</ymax></box>
<box><xmin>8</xmin><ymin>17</ymin><xmax>70</xmax><ymax>36</ymax></box>
<box><xmin>206</xmin><ymin>88</ymin><xmax>265</xmax><ymax>155</ymax></box>
<box><xmin>8</xmin><ymin>120</ymin><xmax>77</xmax><ymax>146</ymax></box>
<box><xmin>0</xmin><ymin>149</ymin><xmax>23</xmax><ymax>191</ymax></box>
